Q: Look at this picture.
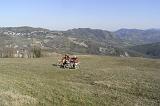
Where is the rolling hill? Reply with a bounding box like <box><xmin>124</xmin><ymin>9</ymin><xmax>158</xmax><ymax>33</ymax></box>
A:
<box><xmin>1</xmin><ymin>26</ymin><xmax>160</xmax><ymax>58</ymax></box>
<box><xmin>0</xmin><ymin>27</ymin><xmax>130</xmax><ymax>56</ymax></box>
<box><xmin>115</xmin><ymin>28</ymin><xmax>160</xmax><ymax>45</ymax></box>
<box><xmin>129</xmin><ymin>42</ymin><xmax>160</xmax><ymax>58</ymax></box>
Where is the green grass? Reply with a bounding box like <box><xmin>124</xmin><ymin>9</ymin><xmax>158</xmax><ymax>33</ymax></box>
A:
<box><xmin>0</xmin><ymin>55</ymin><xmax>160</xmax><ymax>106</ymax></box>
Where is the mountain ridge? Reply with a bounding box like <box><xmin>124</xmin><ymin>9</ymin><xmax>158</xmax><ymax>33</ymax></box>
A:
<box><xmin>0</xmin><ymin>26</ymin><xmax>160</xmax><ymax>58</ymax></box>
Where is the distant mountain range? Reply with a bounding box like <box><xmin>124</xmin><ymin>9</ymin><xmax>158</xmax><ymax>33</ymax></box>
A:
<box><xmin>0</xmin><ymin>26</ymin><xmax>160</xmax><ymax>58</ymax></box>
<box><xmin>115</xmin><ymin>28</ymin><xmax>160</xmax><ymax>44</ymax></box>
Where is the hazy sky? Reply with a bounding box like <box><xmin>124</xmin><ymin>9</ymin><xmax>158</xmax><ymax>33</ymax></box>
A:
<box><xmin>0</xmin><ymin>0</ymin><xmax>160</xmax><ymax>30</ymax></box>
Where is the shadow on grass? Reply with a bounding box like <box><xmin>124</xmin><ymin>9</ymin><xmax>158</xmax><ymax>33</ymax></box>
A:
<box><xmin>52</xmin><ymin>63</ymin><xmax>77</xmax><ymax>70</ymax></box>
<box><xmin>52</xmin><ymin>63</ymin><xmax>64</xmax><ymax>69</ymax></box>
<box><xmin>52</xmin><ymin>64</ymin><xmax>57</xmax><ymax>67</ymax></box>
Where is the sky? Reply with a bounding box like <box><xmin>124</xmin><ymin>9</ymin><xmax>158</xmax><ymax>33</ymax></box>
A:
<box><xmin>0</xmin><ymin>0</ymin><xmax>160</xmax><ymax>31</ymax></box>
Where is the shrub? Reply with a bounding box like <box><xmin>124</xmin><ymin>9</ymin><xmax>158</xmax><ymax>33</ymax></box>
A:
<box><xmin>32</xmin><ymin>47</ymin><xmax>41</xmax><ymax>58</ymax></box>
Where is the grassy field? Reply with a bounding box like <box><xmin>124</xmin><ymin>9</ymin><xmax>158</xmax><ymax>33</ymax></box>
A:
<box><xmin>0</xmin><ymin>55</ymin><xmax>160</xmax><ymax>106</ymax></box>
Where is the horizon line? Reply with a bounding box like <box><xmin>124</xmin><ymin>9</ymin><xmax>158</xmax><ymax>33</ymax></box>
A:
<box><xmin>0</xmin><ymin>25</ymin><xmax>160</xmax><ymax>32</ymax></box>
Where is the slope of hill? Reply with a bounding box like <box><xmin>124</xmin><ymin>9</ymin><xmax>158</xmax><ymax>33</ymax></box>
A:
<box><xmin>0</xmin><ymin>27</ymin><xmax>130</xmax><ymax>56</ymax></box>
<box><xmin>115</xmin><ymin>29</ymin><xmax>160</xmax><ymax>45</ymax></box>
<box><xmin>0</xmin><ymin>55</ymin><xmax>159</xmax><ymax>106</ymax></box>
<box><xmin>64</xmin><ymin>28</ymin><xmax>117</xmax><ymax>42</ymax></box>
<box><xmin>129</xmin><ymin>42</ymin><xmax>160</xmax><ymax>58</ymax></box>
<box><xmin>1</xmin><ymin>26</ymin><xmax>160</xmax><ymax>58</ymax></box>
